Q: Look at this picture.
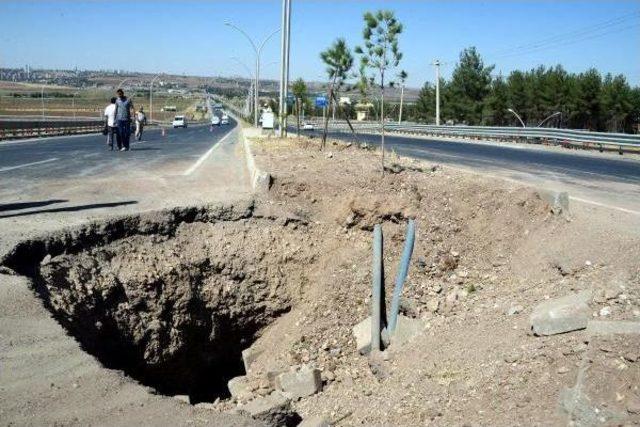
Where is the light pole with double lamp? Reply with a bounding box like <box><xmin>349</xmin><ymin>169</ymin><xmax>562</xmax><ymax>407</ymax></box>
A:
<box><xmin>225</xmin><ymin>21</ymin><xmax>280</xmax><ymax>127</ymax></box>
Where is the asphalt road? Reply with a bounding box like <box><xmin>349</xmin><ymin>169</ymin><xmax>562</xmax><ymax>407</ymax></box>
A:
<box><xmin>317</xmin><ymin>130</ymin><xmax>639</xmax><ymax>183</ymax></box>
<box><xmin>0</xmin><ymin>119</ymin><xmax>237</xmax><ymax>180</ymax></box>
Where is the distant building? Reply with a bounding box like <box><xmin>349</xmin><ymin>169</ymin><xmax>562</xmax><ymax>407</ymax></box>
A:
<box><xmin>355</xmin><ymin>102</ymin><xmax>373</xmax><ymax>121</ymax></box>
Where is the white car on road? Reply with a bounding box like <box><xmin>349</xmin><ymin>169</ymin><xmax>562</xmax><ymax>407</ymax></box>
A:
<box><xmin>302</xmin><ymin>122</ymin><xmax>315</xmax><ymax>131</ymax></box>
<box><xmin>211</xmin><ymin>115</ymin><xmax>221</xmax><ymax>126</ymax></box>
<box><xmin>172</xmin><ymin>116</ymin><xmax>187</xmax><ymax>128</ymax></box>
<box><xmin>221</xmin><ymin>114</ymin><xmax>229</xmax><ymax>125</ymax></box>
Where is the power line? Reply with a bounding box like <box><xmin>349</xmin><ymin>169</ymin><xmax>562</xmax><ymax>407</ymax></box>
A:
<box><xmin>490</xmin><ymin>22</ymin><xmax>640</xmax><ymax>60</ymax></box>
<box><xmin>437</xmin><ymin>11</ymin><xmax>640</xmax><ymax>66</ymax></box>
<box><xmin>486</xmin><ymin>11</ymin><xmax>640</xmax><ymax>58</ymax></box>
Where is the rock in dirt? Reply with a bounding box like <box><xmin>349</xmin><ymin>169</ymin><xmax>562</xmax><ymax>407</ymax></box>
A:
<box><xmin>536</xmin><ymin>189</ymin><xmax>569</xmax><ymax>215</ymax></box>
<box><xmin>276</xmin><ymin>365</ymin><xmax>322</xmax><ymax>400</ymax></box>
<box><xmin>298</xmin><ymin>415</ymin><xmax>331</xmax><ymax>427</ymax></box>
<box><xmin>384</xmin><ymin>163</ymin><xmax>405</xmax><ymax>174</ymax></box>
<box><xmin>172</xmin><ymin>395</ymin><xmax>190</xmax><ymax>404</ymax></box>
<box><xmin>352</xmin><ymin>315</ymin><xmax>426</xmax><ymax>355</ymax></box>
<box><xmin>237</xmin><ymin>391</ymin><xmax>299</xmax><ymax>426</ymax></box>
<box><xmin>242</xmin><ymin>347</ymin><xmax>262</xmax><ymax>373</ymax></box>
<box><xmin>227</xmin><ymin>376</ymin><xmax>253</xmax><ymax>401</ymax></box>
<box><xmin>426</xmin><ymin>298</ymin><xmax>440</xmax><ymax>314</ymax></box>
<box><xmin>530</xmin><ymin>291</ymin><xmax>591</xmax><ymax>336</ymax></box>
<box><xmin>254</xmin><ymin>172</ymin><xmax>273</xmax><ymax>192</ymax></box>
<box><xmin>507</xmin><ymin>305</ymin><xmax>524</xmax><ymax>316</ymax></box>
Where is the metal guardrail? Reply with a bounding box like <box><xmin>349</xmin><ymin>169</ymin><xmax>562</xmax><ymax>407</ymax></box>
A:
<box><xmin>0</xmin><ymin>118</ymin><xmax>104</xmax><ymax>141</ymax></box>
<box><xmin>326</xmin><ymin>121</ymin><xmax>640</xmax><ymax>153</ymax></box>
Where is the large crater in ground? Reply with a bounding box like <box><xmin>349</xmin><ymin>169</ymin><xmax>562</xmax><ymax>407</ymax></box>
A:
<box><xmin>2</xmin><ymin>201</ymin><xmax>313</xmax><ymax>403</ymax></box>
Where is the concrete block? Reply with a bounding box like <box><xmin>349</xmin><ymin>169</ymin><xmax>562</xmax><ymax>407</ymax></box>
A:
<box><xmin>586</xmin><ymin>320</ymin><xmax>640</xmax><ymax>337</ymax></box>
<box><xmin>530</xmin><ymin>291</ymin><xmax>591</xmax><ymax>336</ymax></box>
<box><xmin>241</xmin><ymin>347</ymin><xmax>262</xmax><ymax>373</ymax></box>
<box><xmin>237</xmin><ymin>391</ymin><xmax>295</xmax><ymax>426</ymax></box>
<box><xmin>298</xmin><ymin>416</ymin><xmax>331</xmax><ymax>427</ymax></box>
<box><xmin>352</xmin><ymin>315</ymin><xmax>425</xmax><ymax>354</ymax></box>
<box><xmin>227</xmin><ymin>375</ymin><xmax>253</xmax><ymax>401</ymax></box>
<box><xmin>276</xmin><ymin>365</ymin><xmax>322</xmax><ymax>400</ymax></box>
<box><xmin>254</xmin><ymin>171</ymin><xmax>272</xmax><ymax>192</ymax></box>
<box><xmin>537</xmin><ymin>189</ymin><xmax>569</xmax><ymax>214</ymax></box>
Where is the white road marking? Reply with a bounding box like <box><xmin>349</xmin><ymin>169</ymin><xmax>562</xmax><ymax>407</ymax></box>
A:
<box><xmin>0</xmin><ymin>157</ymin><xmax>59</xmax><ymax>172</ymax></box>
<box><xmin>182</xmin><ymin>131</ymin><xmax>234</xmax><ymax>176</ymax></box>
<box><xmin>569</xmin><ymin>197</ymin><xmax>640</xmax><ymax>216</ymax></box>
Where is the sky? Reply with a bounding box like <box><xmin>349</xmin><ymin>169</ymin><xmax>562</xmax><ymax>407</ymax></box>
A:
<box><xmin>1</xmin><ymin>0</ymin><xmax>639</xmax><ymax>88</ymax></box>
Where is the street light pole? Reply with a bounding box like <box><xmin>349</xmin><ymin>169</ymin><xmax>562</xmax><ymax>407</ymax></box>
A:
<box><xmin>225</xmin><ymin>22</ymin><xmax>280</xmax><ymax>127</ymax></box>
<box><xmin>117</xmin><ymin>78</ymin><xmax>129</xmax><ymax>90</ymax></box>
<box><xmin>537</xmin><ymin>111</ymin><xmax>561</xmax><ymax>128</ymax></box>
<box><xmin>432</xmin><ymin>60</ymin><xmax>441</xmax><ymax>125</ymax></box>
<box><xmin>72</xmin><ymin>92</ymin><xmax>78</xmax><ymax>121</ymax></box>
<box><xmin>149</xmin><ymin>74</ymin><xmax>161</xmax><ymax>124</ymax></box>
<box><xmin>41</xmin><ymin>84</ymin><xmax>46</xmax><ymax>120</ymax></box>
<box><xmin>508</xmin><ymin>108</ymin><xmax>526</xmax><ymax>127</ymax></box>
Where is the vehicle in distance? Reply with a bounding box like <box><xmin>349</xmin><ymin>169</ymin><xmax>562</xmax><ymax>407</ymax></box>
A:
<box><xmin>172</xmin><ymin>116</ymin><xmax>187</xmax><ymax>128</ymax></box>
<box><xmin>221</xmin><ymin>114</ymin><xmax>229</xmax><ymax>125</ymax></box>
<box><xmin>211</xmin><ymin>115</ymin><xmax>221</xmax><ymax>126</ymax></box>
<box><xmin>302</xmin><ymin>122</ymin><xmax>315</xmax><ymax>131</ymax></box>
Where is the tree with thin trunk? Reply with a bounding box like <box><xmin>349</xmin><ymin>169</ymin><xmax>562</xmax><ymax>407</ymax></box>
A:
<box><xmin>397</xmin><ymin>70</ymin><xmax>408</xmax><ymax>123</ymax></box>
<box><xmin>320</xmin><ymin>38</ymin><xmax>354</xmax><ymax>150</ymax></box>
<box><xmin>291</xmin><ymin>78</ymin><xmax>307</xmax><ymax>137</ymax></box>
<box><xmin>355</xmin><ymin>10</ymin><xmax>403</xmax><ymax>173</ymax></box>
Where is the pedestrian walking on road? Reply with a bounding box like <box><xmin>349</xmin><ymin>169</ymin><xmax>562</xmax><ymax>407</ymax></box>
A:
<box><xmin>135</xmin><ymin>106</ymin><xmax>146</xmax><ymax>141</ymax></box>
<box><xmin>104</xmin><ymin>97</ymin><xmax>118</xmax><ymax>150</ymax></box>
<box><xmin>115</xmin><ymin>88</ymin><xmax>134</xmax><ymax>151</ymax></box>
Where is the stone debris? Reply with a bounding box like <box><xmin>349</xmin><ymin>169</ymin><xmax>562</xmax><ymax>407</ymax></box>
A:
<box><xmin>530</xmin><ymin>290</ymin><xmax>591</xmax><ymax>336</ymax></box>
<box><xmin>352</xmin><ymin>314</ymin><xmax>426</xmax><ymax>355</ymax></box>
<box><xmin>236</xmin><ymin>391</ymin><xmax>299</xmax><ymax>426</ymax></box>
<box><xmin>242</xmin><ymin>347</ymin><xmax>261</xmax><ymax>373</ymax></box>
<box><xmin>276</xmin><ymin>365</ymin><xmax>322</xmax><ymax>400</ymax></box>
<box><xmin>172</xmin><ymin>395</ymin><xmax>190</xmax><ymax>404</ymax></box>
<box><xmin>536</xmin><ymin>189</ymin><xmax>569</xmax><ymax>215</ymax></box>
<box><xmin>298</xmin><ymin>415</ymin><xmax>331</xmax><ymax>427</ymax></box>
<box><xmin>227</xmin><ymin>376</ymin><xmax>253</xmax><ymax>401</ymax></box>
<box><xmin>254</xmin><ymin>171</ymin><xmax>273</xmax><ymax>192</ymax></box>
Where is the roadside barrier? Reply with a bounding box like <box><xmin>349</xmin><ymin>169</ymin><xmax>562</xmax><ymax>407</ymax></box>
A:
<box><xmin>0</xmin><ymin>118</ymin><xmax>103</xmax><ymax>140</ymax></box>
<box><xmin>327</xmin><ymin>121</ymin><xmax>640</xmax><ymax>154</ymax></box>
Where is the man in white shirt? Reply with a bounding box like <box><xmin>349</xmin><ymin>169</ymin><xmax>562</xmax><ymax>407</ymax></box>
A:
<box><xmin>134</xmin><ymin>106</ymin><xmax>146</xmax><ymax>141</ymax></box>
<box><xmin>104</xmin><ymin>97</ymin><xmax>118</xmax><ymax>150</ymax></box>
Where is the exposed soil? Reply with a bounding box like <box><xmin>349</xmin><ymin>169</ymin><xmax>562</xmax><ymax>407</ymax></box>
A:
<box><xmin>1</xmin><ymin>135</ymin><xmax>639</xmax><ymax>426</ymax></box>
<box><xmin>240</xmin><ymin>136</ymin><xmax>640</xmax><ymax>426</ymax></box>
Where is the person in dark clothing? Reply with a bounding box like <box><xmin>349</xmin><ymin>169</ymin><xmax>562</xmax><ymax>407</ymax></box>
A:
<box><xmin>115</xmin><ymin>88</ymin><xmax>134</xmax><ymax>151</ymax></box>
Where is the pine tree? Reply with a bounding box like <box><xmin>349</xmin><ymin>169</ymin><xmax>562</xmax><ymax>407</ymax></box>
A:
<box><xmin>447</xmin><ymin>47</ymin><xmax>494</xmax><ymax>125</ymax></box>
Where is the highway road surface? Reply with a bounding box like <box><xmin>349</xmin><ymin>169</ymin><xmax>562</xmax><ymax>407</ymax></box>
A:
<box><xmin>0</xmin><ymin>120</ymin><xmax>237</xmax><ymax>180</ymax></box>
<box><xmin>311</xmin><ymin>128</ymin><xmax>640</xmax><ymax>214</ymax></box>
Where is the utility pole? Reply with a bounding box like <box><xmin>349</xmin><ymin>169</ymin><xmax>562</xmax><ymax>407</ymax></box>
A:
<box><xmin>278</xmin><ymin>0</ymin><xmax>292</xmax><ymax>137</ymax></box>
<box><xmin>398</xmin><ymin>84</ymin><xmax>404</xmax><ymax>123</ymax></box>
<box><xmin>432</xmin><ymin>60</ymin><xmax>441</xmax><ymax>125</ymax></box>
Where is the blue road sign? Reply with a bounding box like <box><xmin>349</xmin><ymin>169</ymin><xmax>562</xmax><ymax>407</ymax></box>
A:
<box><xmin>315</xmin><ymin>96</ymin><xmax>327</xmax><ymax>108</ymax></box>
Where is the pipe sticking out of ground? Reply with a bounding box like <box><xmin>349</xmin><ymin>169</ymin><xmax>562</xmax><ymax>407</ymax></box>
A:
<box><xmin>388</xmin><ymin>219</ymin><xmax>416</xmax><ymax>335</ymax></box>
<box><xmin>371</xmin><ymin>224</ymin><xmax>383</xmax><ymax>352</ymax></box>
